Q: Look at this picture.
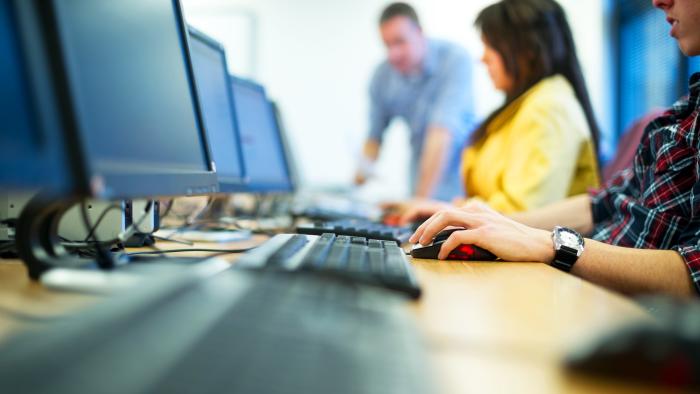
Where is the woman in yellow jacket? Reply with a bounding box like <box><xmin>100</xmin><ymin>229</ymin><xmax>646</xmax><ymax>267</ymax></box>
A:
<box><xmin>396</xmin><ymin>0</ymin><xmax>600</xmax><ymax>222</ymax></box>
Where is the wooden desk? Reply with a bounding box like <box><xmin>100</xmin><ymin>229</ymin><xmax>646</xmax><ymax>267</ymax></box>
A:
<box><xmin>0</xmin><ymin>240</ymin><xmax>659</xmax><ymax>394</ymax></box>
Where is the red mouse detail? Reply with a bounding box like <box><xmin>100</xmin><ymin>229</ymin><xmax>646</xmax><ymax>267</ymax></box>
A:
<box><xmin>410</xmin><ymin>229</ymin><xmax>497</xmax><ymax>261</ymax></box>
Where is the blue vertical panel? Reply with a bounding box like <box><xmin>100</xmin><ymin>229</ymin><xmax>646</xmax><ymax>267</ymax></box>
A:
<box><xmin>618</xmin><ymin>1</ymin><xmax>681</xmax><ymax>134</ymax></box>
<box><xmin>689</xmin><ymin>57</ymin><xmax>700</xmax><ymax>81</ymax></box>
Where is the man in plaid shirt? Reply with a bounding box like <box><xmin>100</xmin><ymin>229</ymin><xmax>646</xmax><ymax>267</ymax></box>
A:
<box><xmin>409</xmin><ymin>0</ymin><xmax>700</xmax><ymax>297</ymax></box>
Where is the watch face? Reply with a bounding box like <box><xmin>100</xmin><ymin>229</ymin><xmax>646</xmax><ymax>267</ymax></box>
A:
<box><xmin>559</xmin><ymin>229</ymin><xmax>581</xmax><ymax>248</ymax></box>
<box><xmin>557</xmin><ymin>227</ymin><xmax>582</xmax><ymax>249</ymax></box>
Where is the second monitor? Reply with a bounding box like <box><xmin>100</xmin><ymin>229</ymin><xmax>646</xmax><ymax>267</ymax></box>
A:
<box><xmin>230</xmin><ymin>76</ymin><xmax>294</xmax><ymax>194</ymax></box>
<box><xmin>188</xmin><ymin>27</ymin><xmax>247</xmax><ymax>192</ymax></box>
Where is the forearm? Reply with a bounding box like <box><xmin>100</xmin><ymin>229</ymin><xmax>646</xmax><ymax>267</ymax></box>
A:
<box><xmin>571</xmin><ymin>240</ymin><xmax>696</xmax><ymax>297</ymax></box>
<box><xmin>509</xmin><ymin>194</ymin><xmax>594</xmax><ymax>234</ymax></box>
<box><xmin>415</xmin><ymin>126</ymin><xmax>452</xmax><ymax>199</ymax></box>
<box><xmin>363</xmin><ymin>139</ymin><xmax>381</xmax><ymax>161</ymax></box>
<box><xmin>354</xmin><ymin>139</ymin><xmax>382</xmax><ymax>185</ymax></box>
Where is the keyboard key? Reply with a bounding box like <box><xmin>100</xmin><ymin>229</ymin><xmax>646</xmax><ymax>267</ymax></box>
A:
<box><xmin>266</xmin><ymin>235</ymin><xmax>308</xmax><ymax>267</ymax></box>
<box><xmin>325</xmin><ymin>235</ymin><xmax>351</xmax><ymax>269</ymax></box>
<box><xmin>301</xmin><ymin>233</ymin><xmax>335</xmax><ymax>268</ymax></box>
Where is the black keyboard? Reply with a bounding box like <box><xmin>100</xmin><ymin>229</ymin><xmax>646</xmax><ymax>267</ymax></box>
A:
<box><xmin>297</xmin><ymin>219</ymin><xmax>413</xmax><ymax>244</ymax></box>
<box><xmin>0</xmin><ymin>263</ymin><xmax>433</xmax><ymax>394</ymax></box>
<box><xmin>294</xmin><ymin>206</ymin><xmax>374</xmax><ymax>221</ymax></box>
<box><xmin>237</xmin><ymin>233</ymin><xmax>421</xmax><ymax>299</ymax></box>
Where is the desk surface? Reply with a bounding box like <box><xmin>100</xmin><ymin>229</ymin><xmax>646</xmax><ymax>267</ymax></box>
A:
<box><xmin>0</xmin><ymin>238</ymin><xmax>660</xmax><ymax>394</ymax></box>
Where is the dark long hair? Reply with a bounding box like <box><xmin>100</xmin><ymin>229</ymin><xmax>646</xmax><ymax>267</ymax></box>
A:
<box><xmin>473</xmin><ymin>0</ymin><xmax>601</xmax><ymax>163</ymax></box>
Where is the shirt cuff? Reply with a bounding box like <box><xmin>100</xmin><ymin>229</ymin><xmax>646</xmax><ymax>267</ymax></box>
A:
<box><xmin>675</xmin><ymin>245</ymin><xmax>700</xmax><ymax>296</ymax></box>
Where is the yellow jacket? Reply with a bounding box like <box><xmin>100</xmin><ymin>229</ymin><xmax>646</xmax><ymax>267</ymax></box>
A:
<box><xmin>462</xmin><ymin>75</ymin><xmax>600</xmax><ymax>213</ymax></box>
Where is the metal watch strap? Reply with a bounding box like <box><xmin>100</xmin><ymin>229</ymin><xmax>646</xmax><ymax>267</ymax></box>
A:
<box><xmin>551</xmin><ymin>245</ymin><xmax>579</xmax><ymax>272</ymax></box>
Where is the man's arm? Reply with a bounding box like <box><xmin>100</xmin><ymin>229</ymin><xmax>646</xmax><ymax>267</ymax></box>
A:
<box><xmin>418</xmin><ymin>49</ymin><xmax>474</xmax><ymax>198</ymax></box>
<box><xmin>509</xmin><ymin>194</ymin><xmax>594</xmax><ymax>235</ymax></box>
<box><xmin>414</xmin><ymin>126</ymin><xmax>452</xmax><ymax>198</ymax></box>
<box><xmin>354</xmin><ymin>139</ymin><xmax>381</xmax><ymax>185</ymax></box>
<box><xmin>410</xmin><ymin>205</ymin><xmax>697</xmax><ymax>298</ymax></box>
<box><xmin>572</xmin><ymin>240</ymin><xmax>696</xmax><ymax>297</ymax></box>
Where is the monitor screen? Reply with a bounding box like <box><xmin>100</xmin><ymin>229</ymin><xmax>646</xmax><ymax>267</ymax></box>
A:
<box><xmin>230</xmin><ymin>77</ymin><xmax>293</xmax><ymax>193</ymax></box>
<box><xmin>188</xmin><ymin>27</ymin><xmax>246</xmax><ymax>192</ymax></box>
<box><xmin>48</xmin><ymin>0</ymin><xmax>218</xmax><ymax>199</ymax></box>
<box><xmin>0</xmin><ymin>0</ymin><xmax>71</xmax><ymax>193</ymax></box>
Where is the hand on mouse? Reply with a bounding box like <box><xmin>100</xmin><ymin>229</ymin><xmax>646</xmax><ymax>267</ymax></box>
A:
<box><xmin>409</xmin><ymin>203</ymin><xmax>555</xmax><ymax>262</ymax></box>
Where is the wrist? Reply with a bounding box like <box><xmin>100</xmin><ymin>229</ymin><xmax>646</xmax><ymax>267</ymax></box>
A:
<box><xmin>534</xmin><ymin>229</ymin><xmax>555</xmax><ymax>263</ymax></box>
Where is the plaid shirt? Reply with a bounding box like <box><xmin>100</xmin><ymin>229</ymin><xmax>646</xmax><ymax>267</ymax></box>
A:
<box><xmin>590</xmin><ymin>73</ymin><xmax>700</xmax><ymax>295</ymax></box>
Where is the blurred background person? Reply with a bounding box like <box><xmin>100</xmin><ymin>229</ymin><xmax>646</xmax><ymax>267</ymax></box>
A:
<box><xmin>354</xmin><ymin>2</ymin><xmax>476</xmax><ymax>201</ymax></box>
<box><xmin>397</xmin><ymin>0</ymin><xmax>601</xmax><ymax>224</ymax></box>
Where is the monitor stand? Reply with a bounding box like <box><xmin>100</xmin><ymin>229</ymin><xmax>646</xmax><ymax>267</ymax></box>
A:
<box><xmin>14</xmin><ymin>193</ymin><xmax>115</xmax><ymax>280</ymax></box>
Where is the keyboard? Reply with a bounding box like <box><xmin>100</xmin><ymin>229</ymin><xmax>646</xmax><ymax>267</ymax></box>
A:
<box><xmin>297</xmin><ymin>219</ymin><xmax>413</xmax><ymax>244</ymax></box>
<box><xmin>294</xmin><ymin>206</ymin><xmax>377</xmax><ymax>221</ymax></box>
<box><xmin>0</xmin><ymin>263</ymin><xmax>432</xmax><ymax>394</ymax></box>
<box><xmin>292</xmin><ymin>194</ymin><xmax>382</xmax><ymax>222</ymax></box>
<box><xmin>237</xmin><ymin>233</ymin><xmax>422</xmax><ymax>299</ymax></box>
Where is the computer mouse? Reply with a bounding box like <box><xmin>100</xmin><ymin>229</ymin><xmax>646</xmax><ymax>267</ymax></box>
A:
<box><xmin>410</xmin><ymin>228</ymin><xmax>497</xmax><ymax>261</ymax></box>
<box><xmin>567</xmin><ymin>296</ymin><xmax>700</xmax><ymax>389</ymax></box>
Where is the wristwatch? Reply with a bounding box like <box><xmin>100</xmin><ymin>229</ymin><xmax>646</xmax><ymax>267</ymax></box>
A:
<box><xmin>551</xmin><ymin>226</ymin><xmax>585</xmax><ymax>272</ymax></box>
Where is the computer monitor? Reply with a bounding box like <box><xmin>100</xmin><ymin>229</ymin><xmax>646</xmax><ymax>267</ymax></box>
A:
<box><xmin>188</xmin><ymin>27</ymin><xmax>247</xmax><ymax>192</ymax></box>
<box><xmin>229</xmin><ymin>77</ymin><xmax>294</xmax><ymax>193</ymax></box>
<box><xmin>13</xmin><ymin>0</ymin><xmax>224</xmax><ymax>280</ymax></box>
<box><xmin>45</xmin><ymin>0</ymin><xmax>218</xmax><ymax>199</ymax></box>
<box><xmin>0</xmin><ymin>0</ymin><xmax>72</xmax><ymax>193</ymax></box>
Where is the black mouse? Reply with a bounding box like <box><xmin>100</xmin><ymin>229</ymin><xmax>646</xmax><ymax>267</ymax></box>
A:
<box><xmin>410</xmin><ymin>228</ymin><xmax>497</xmax><ymax>261</ymax></box>
<box><xmin>567</xmin><ymin>296</ymin><xmax>700</xmax><ymax>389</ymax></box>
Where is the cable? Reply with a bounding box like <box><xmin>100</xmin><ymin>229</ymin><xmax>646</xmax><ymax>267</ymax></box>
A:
<box><xmin>126</xmin><ymin>247</ymin><xmax>254</xmax><ymax>257</ymax></box>
<box><xmin>159</xmin><ymin>198</ymin><xmax>176</xmax><ymax>220</ymax></box>
<box><xmin>185</xmin><ymin>196</ymin><xmax>215</xmax><ymax>227</ymax></box>
<box><xmin>87</xmin><ymin>200</ymin><xmax>154</xmax><ymax>246</ymax></box>
<box><xmin>124</xmin><ymin>201</ymin><xmax>155</xmax><ymax>239</ymax></box>
<box><xmin>152</xmin><ymin>235</ymin><xmax>194</xmax><ymax>246</ymax></box>
<box><xmin>160</xmin><ymin>198</ymin><xmax>201</xmax><ymax>222</ymax></box>
<box><xmin>80</xmin><ymin>200</ymin><xmax>116</xmax><ymax>269</ymax></box>
<box><xmin>82</xmin><ymin>203</ymin><xmax>123</xmax><ymax>242</ymax></box>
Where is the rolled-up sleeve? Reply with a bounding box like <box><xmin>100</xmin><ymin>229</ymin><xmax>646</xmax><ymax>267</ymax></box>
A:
<box><xmin>428</xmin><ymin>53</ymin><xmax>474</xmax><ymax>139</ymax></box>
<box><xmin>368</xmin><ymin>68</ymin><xmax>390</xmax><ymax>143</ymax></box>
<box><xmin>676</xmin><ymin>244</ymin><xmax>700</xmax><ymax>295</ymax></box>
<box><xmin>675</xmin><ymin>180</ymin><xmax>700</xmax><ymax>295</ymax></box>
<box><xmin>589</xmin><ymin>167</ymin><xmax>638</xmax><ymax>224</ymax></box>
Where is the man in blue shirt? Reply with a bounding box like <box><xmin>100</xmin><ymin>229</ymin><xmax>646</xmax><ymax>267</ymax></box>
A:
<box><xmin>354</xmin><ymin>2</ymin><xmax>475</xmax><ymax>201</ymax></box>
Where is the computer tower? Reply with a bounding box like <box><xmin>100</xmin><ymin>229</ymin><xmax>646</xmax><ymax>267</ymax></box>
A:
<box><xmin>58</xmin><ymin>201</ymin><xmax>126</xmax><ymax>243</ymax></box>
<box><xmin>1</xmin><ymin>193</ymin><xmax>129</xmax><ymax>244</ymax></box>
<box><xmin>0</xmin><ymin>192</ymin><xmax>34</xmax><ymax>242</ymax></box>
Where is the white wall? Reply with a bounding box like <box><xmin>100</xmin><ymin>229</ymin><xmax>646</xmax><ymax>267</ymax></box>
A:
<box><xmin>182</xmin><ymin>0</ymin><xmax>612</xmax><ymax>202</ymax></box>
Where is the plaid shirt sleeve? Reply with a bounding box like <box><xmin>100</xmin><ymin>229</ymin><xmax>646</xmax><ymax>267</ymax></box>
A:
<box><xmin>674</xmin><ymin>174</ymin><xmax>700</xmax><ymax>292</ymax></box>
<box><xmin>588</xmin><ymin>73</ymin><xmax>700</xmax><ymax>295</ymax></box>
<box><xmin>589</xmin><ymin>167</ymin><xmax>638</xmax><ymax>227</ymax></box>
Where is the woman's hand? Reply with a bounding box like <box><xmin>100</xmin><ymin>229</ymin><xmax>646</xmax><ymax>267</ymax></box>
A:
<box><xmin>409</xmin><ymin>202</ymin><xmax>555</xmax><ymax>262</ymax></box>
